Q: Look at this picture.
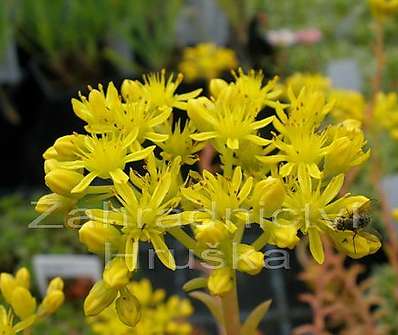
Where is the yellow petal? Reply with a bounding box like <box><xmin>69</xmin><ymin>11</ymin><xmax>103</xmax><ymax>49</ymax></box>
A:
<box><xmin>226</xmin><ymin>137</ymin><xmax>239</xmax><ymax>150</ymax></box>
<box><xmin>308</xmin><ymin>228</ymin><xmax>324</xmax><ymax>264</ymax></box>
<box><xmin>125</xmin><ymin>238</ymin><xmax>139</xmax><ymax>272</ymax></box>
<box><xmin>150</xmin><ymin>233</ymin><xmax>176</xmax><ymax>270</ymax></box>
<box><xmin>71</xmin><ymin>171</ymin><xmax>97</xmax><ymax>193</ymax></box>
<box><xmin>125</xmin><ymin>145</ymin><xmax>155</xmax><ymax>162</ymax></box>
<box><xmin>11</xmin><ymin>287</ymin><xmax>37</xmax><ymax>319</ymax></box>
<box><xmin>109</xmin><ymin>168</ymin><xmax>129</xmax><ymax>184</ymax></box>
<box><xmin>190</xmin><ymin>132</ymin><xmax>218</xmax><ymax>141</ymax></box>
<box><xmin>150</xmin><ymin>173</ymin><xmax>172</xmax><ymax>208</ymax></box>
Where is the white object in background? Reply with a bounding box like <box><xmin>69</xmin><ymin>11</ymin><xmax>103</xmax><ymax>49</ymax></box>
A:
<box><xmin>326</xmin><ymin>59</ymin><xmax>362</xmax><ymax>91</ymax></box>
<box><xmin>381</xmin><ymin>175</ymin><xmax>398</xmax><ymax>221</ymax></box>
<box><xmin>266</xmin><ymin>29</ymin><xmax>296</xmax><ymax>47</ymax></box>
<box><xmin>176</xmin><ymin>0</ymin><xmax>229</xmax><ymax>46</ymax></box>
<box><xmin>0</xmin><ymin>41</ymin><xmax>21</xmax><ymax>84</ymax></box>
<box><xmin>33</xmin><ymin>255</ymin><xmax>102</xmax><ymax>297</ymax></box>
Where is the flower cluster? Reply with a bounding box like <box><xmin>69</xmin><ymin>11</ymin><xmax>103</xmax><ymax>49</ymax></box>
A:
<box><xmin>36</xmin><ymin>69</ymin><xmax>379</xmax><ymax>328</ymax></box>
<box><xmin>0</xmin><ymin>267</ymin><xmax>64</xmax><ymax>334</ymax></box>
<box><xmin>88</xmin><ymin>278</ymin><xmax>193</xmax><ymax>335</ymax></box>
<box><xmin>178</xmin><ymin>43</ymin><xmax>238</xmax><ymax>82</ymax></box>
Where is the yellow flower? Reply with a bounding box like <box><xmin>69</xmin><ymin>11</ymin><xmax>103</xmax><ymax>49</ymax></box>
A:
<box><xmin>114</xmin><ymin>101</ymin><xmax>171</xmax><ymax>144</ymax></box>
<box><xmin>248</xmin><ymin>176</ymin><xmax>286</xmax><ymax>219</ymax></box>
<box><xmin>208</xmin><ymin>267</ymin><xmax>233</xmax><ymax>296</ymax></box>
<box><xmin>72</xmin><ymin>82</ymin><xmax>123</xmax><ymax>134</ymax></box>
<box><xmin>258</xmin><ymin>88</ymin><xmax>334</xmax><ymax>178</ymax></box>
<box><xmin>324</xmin><ymin>119</ymin><xmax>370</xmax><ymax>176</ymax></box>
<box><xmin>235</xmin><ymin>244</ymin><xmax>264</xmax><ymax>275</ymax></box>
<box><xmin>234</xmin><ymin>141</ymin><xmax>272</xmax><ymax>178</ymax></box>
<box><xmin>280</xmin><ymin>169</ymin><xmax>380</xmax><ymax>263</ymax></box>
<box><xmin>285</xmin><ymin>72</ymin><xmax>331</xmax><ymax>97</ymax></box>
<box><xmin>157</xmin><ymin>119</ymin><xmax>206</xmax><ymax>165</ymax></box>
<box><xmin>58</xmin><ymin>133</ymin><xmax>154</xmax><ymax>193</ymax></box>
<box><xmin>181</xmin><ymin>167</ymin><xmax>253</xmax><ymax>243</ymax></box>
<box><xmin>373</xmin><ymin>92</ymin><xmax>398</xmax><ymax>139</ymax></box>
<box><xmin>121</xmin><ymin>70</ymin><xmax>201</xmax><ymax>110</ymax></box>
<box><xmin>86</xmin><ymin>163</ymin><xmax>183</xmax><ymax>271</ymax></box>
<box><xmin>329</xmin><ymin>89</ymin><xmax>365</xmax><ymax>122</ymax></box>
<box><xmin>179</xmin><ymin>43</ymin><xmax>238</xmax><ymax>82</ymax></box>
<box><xmin>88</xmin><ymin>279</ymin><xmax>193</xmax><ymax>335</ymax></box>
<box><xmin>188</xmin><ymin>88</ymin><xmax>274</xmax><ymax>150</ymax></box>
<box><xmin>231</xmin><ymin>69</ymin><xmax>282</xmax><ymax>111</ymax></box>
<box><xmin>127</xmin><ymin>279</ymin><xmax>165</xmax><ymax>306</ymax></box>
<box><xmin>0</xmin><ymin>268</ymin><xmax>64</xmax><ymax>334</ymax></box>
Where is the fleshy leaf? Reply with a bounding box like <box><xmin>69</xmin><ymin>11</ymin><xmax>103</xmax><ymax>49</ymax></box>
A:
<box><xmin>241</xmin><ymin>300</ymin><xmax>272</xmax><ymax>335</ymax></box>
<box><xmin>189</xmin><ymin>291</ymin><xmax>224</xmax><ymax>326</ymax></box>
<box><xmin>182</xmin><ymin>277</ymin><xmax>208</xmax><ymax>292</ymax></box>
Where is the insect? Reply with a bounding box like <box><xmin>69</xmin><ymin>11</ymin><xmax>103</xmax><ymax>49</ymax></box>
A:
<box><xmin>332</xmin><ymin>200</ymin><xmax>376</xmax><ymax>253</ymax></box>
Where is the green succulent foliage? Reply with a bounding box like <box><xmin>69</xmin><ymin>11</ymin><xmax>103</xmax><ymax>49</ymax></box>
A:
<box><xmin>0</xmin><ymin>193</ymin><xmax>85</xmax><ymax>272</ymax></box>
<box><xmin>107</xmin><ymin>0</ymin><xmax>183</xmax><ymax>72</ymax></box>
<box><xmin>33</xmin><ymin>302</ymin><xmax>94</xmax><ymax>335</ymax></box>
<box><xmin>370</xmin><ymin>265</ymin><xmax>398</xmax><ymax>335</ymax></box>
<box><xmin>0</xmin><ymin>0</ymin><xmax>13</xmax><ymax>61</ymax></box>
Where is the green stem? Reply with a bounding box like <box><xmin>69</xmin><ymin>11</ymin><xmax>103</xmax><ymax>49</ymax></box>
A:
<box><xmin>222</xmin><ymin>148</ymin><xmax>234</xmax><ymax>178</ymax></box>
<box><xmin>252</xmin><ymin>231</ymin><xmax>270</xmax><ymax>251</ymax></box>
<box><xmin>168</xmin><ymin>227</ymin><xmax>202</xmax><ymax>257</ymax></box>
<box><xmin>220</xmin><ymin>271</ymin><xmax>241</xmax><ymax>335</ymax></box>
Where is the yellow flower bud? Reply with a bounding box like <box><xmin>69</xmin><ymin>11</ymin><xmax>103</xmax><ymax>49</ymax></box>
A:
<box><xmin>79</xmin><ymin>221</ymin><xmax>121</xmax><ymax>254</ymax></box>
<box><xmin>53</xmin><ymin>135</ymin><xmax>77</xmax><ymax>158</ymax></box>
<box><xmin>84</xmin><ymin>281</ymin><xmax>118</xmax><ymax>316</ymax></box>
<box><xmin>43</xmin><ymin>146</ymin><xmax>58</xmax><ymax>160</ymax></box>
<box><xmin>103</xmin><ymin>258</ymin><xmax>130</xmax><ymax>289</ymax></box>
<box><xmin>35</xmin><ymin>193</ymin><xmax>76</xmax><ymax>214</ymax></box>
<box><xmin>38</xmin><ymin>290</ymin><xmax>64</xmax><ymax>316</ymax></box>
<box><xmin>207</xmin><ymin>267</ymin><xmax>233</xmax><ymax>296</ymax></box>
<box><xmin>115</xmin><ymin>288</ymin><xmax>141</xmax><ymax>327</ymax></box>
<box><xmin>236</xmin><ymin>244</ymin><xmax>264</xmax><ymax>275</ymax></box>
<box><xmin>251</xmin><ymin>177</ymin><xmax>285</xmax><ymax>217</ymax></box>
<box><xmin>263</xmin><ymin>219</ymin><xmax>300</xmax><ymax>249</ymax></box>
<box><xmin>195</xmin><ymin>219</ymin><xmax>229</xmax><ymax>244</ymax></box>
<box><xmin>209</xmin><ymin>79</ymin><xmax>228</xmax><ymax>98</ymax></box>
<box><xmin>47</xmin><ymin>277</ymin><xmax>64</xmax><ymax>293</ymax></box>
<box><xmin>44</xmin><ymin>159</ymin><xmax>61</xmax><ymax>174</ymax></box>
<box><xmin>15</xmin><ymin>267</ymin><xmax>30</xmax><ymax>289</ymax></box>
<box><xmin>0</xmin><ymin>273</ymin><xmax>17</xmax><ymax>303</ymax></box>
<box><xmin>121</xmin><ymin>80</ymin><xmax>141</xmax><ymax>101</ymax></box>
<box><xmin>45</xmin><ymin>168</ymin><xmax>85</xmax><ymax>197</ymax></box>
<box><xmin>11</xmin><ymin>287</ymin><xmax>37</xmax><ymax>319</ymax></box>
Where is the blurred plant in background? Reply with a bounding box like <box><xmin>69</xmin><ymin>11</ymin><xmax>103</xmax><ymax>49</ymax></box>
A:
<box><xmin>16</xmin><ymin>0</ymin><xmax>111</xmax><ymax>86</ymax></box>
<box><xmin>107</xmin><ymin>0</ymin><xmax>183</xmax><ymax>73</ymax></box>
<box><xmin>0</xmin><ymin>194</ymin><xmax>86</xmax><ymax>273</ymax></box>
<box><xmin>0</xmin><ymin>0</ymin><xmax>12</xmax><ymax>61</ymax></box>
